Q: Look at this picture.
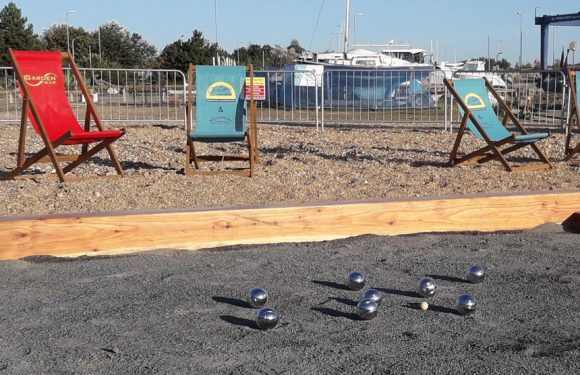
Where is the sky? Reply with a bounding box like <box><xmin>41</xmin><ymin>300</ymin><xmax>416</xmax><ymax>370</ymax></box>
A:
<box><xmin>6</xmin><ymin>0</ymin><xmax>580</xmax><ymax>65</ymax></box>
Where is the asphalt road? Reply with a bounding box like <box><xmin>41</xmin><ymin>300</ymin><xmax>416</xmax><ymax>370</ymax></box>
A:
<box><xmin>0</xmin><ymin>225</ymin><xmax>578</xmax><ymax>374</ymax></box>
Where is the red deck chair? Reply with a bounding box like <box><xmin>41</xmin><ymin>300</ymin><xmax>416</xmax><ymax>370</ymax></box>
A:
<box><xmin>4</xmin><ymin>49</ymin><xmax>125</xmax><ymax>182</ymax></box>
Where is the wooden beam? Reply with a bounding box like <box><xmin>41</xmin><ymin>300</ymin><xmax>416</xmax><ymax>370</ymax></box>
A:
<box><xmin>1</xmin><ymin>191</ymin><xmax>580</xmax><ymax>260</ymax></box>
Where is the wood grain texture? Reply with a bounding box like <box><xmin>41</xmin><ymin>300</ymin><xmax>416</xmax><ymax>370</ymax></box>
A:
<box><xmin>1</xmin><ymin>191</ymin><xmax>579</xmax><ymax>260</ymax></box>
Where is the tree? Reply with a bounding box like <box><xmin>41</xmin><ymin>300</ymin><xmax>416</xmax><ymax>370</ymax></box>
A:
<box><xmin>270</xmin><ymin>44</ymin><xmax>299</xmax><ymax>66</ymax></box>
<box><xmin>157</xmin><ymin>30</ymin><xmax>229</xmax><ymax>72</ymax></box>
<box><xmin>98</xmin><ymin>21</ymin><xmax>157</xmax><ymax>68</ymax></box>
<box><xmin>287</xmin><ymin>39</ymin><xmax>305</xmax><ymax>56</ymax></box>
<box><xmin>41</xmin><ymin>25</ymin><xmax>93</xmax><ymax>64</ymax></box>
<box><xmin>0</xmin><ymin>2</ymin><xmax>42</xmax><ymax>64</ymax></box>
<box><xmin>232</xmin><ymin>44</ymin><xmax>275</xmax><ymax>68</ymax></box>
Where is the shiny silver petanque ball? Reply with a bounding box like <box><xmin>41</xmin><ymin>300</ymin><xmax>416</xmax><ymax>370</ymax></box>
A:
<box><xmin>363</xmin><ymin>288</ymin><xmax>383</xmax><ymax>305</ymax></box>
<box><xmin>456</xmin><ymin>294</ymin><xmax>477</xmax><ymax>315</ymax></box>
<box><xmin>466</xmin><ymin>265</ymin><xmax>485</xmax><ymax>284</ymax></box>
<box><xmin>247</xmin><ymin>288</ymin><xmax>269</xmax><ymax>308</ymax></box>
<box><xmin>256</xmin><ymin>307</ymin><xmax>279</xmax><ymax>330</ymax></box>
<box><xmin>347</xmin><ymin>272</ymin><xmax>366</xmax><ymax>291</ymax></box>
<box><xmin>416</xmin><ymin>277</ymin><xmax>437</xmax><ymax>298</ymax></box>
<box><xmin>356</xmin><ymin>298</ymin><xmax>379</xmax><ymax>320</ymax></box>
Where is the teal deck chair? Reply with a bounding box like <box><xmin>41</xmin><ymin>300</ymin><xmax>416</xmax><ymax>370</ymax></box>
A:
<box><xmin>444</xmin><ymin>78</ymin><xmax>552</xmax><ymax>172</ymax></box>
<box><xmin>185</xmin><ymin>64</ymin><xmax>258</xmax><ymax>176</ymax></box>
<box><xmin>565</xmin><ymin>71</ymin><xmax>580</xmax><ymax>162</ymax></box>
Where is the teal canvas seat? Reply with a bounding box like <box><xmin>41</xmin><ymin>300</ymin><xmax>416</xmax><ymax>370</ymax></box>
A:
<box><xmin>565</xmin><ymin>71</ymin><xmax>580</xmax><ymax>162</ymax></box>
<box><xmin>185</xmin><ymin>65</ymin><xmax>258</xmax><ymax>176</ymax></box>
<box><xmin>444</xmin><ymin>78</ymin><xmax>552</xmax><ymax>172</ymax></box>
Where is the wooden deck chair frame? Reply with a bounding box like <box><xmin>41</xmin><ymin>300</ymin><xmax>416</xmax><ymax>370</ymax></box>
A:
<box><xmin>5</xmin><ymin>49</ymin><xmax>125</xmax><ymax>182</ymax></box>
<box><xmin>565</xmin><ymin>70</ymin><xmax>580</xmax><ymax>163</ymax></box>
<box><xmin>185</xmin><ymin>64</ymin><xmax>258</xmax><ymax>177</ymax></box>
<box><xmin>444</xmin><ymin>77</ymin><xmax>553</xmax><ymax>172</ymax></box>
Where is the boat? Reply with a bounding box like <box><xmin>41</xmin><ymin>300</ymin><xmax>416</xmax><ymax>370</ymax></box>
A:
<box><xmin>454</xmin><ymin>60</ymin><xmax>507</xmax><ymax>88</ymax></box>
<box><xmin>268</xmin><ymin>0</ymin><xmax>435</xmax><ymax>110</ymax></box>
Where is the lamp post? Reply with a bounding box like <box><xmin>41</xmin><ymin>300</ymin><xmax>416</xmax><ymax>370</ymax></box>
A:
<box><xmin>496</xmin><ymin>51</ymin><xmax>503</xmax><ymax>69</ymax></box>
<box><xmin>213</xmin><ymin>0</ymin><xmax>219</xmax><ymax>64</ymax></box>
<box><xmin>98</xmin><ymin>26</ymin><xmax>102</xmax><ymax>63</ymax></box>
<box><xmin>72</xmin><ymin>36</ymin><xmax>92</xmax><ymax>63</ymax></box>
<box><xmin>71</xmin><ymin>36</ymin><xmax>82</xmax><ymax>60</ymax></box>
<box><xmin>66</xmin><ymin>10</ymin><xmax>76</xmax><ymax>52</ymax></box>
<box><xmin>353</xmin><ymin>13</ymin><xmax>363</xmax><ymax>45</ymax></box>
<box><xmin>570</xmin><ymin>41</ymin><xmax>578</xmax><ymax>67</ymax></box>
<box><xmin>517</xmin><ymin>11</ymin><xmax>523</xmax><ymax>70</ymax></box>
<box><xmin>213</xmin><ymin>0</ymin><xmax>218</xmax><ymax>45</ymax></box>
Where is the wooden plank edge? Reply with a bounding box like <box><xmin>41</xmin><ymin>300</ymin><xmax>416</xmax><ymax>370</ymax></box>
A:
<box><xmin>1</xmin><ymin>191</ymin><xmax>579</xmax><ymax>260</ymax></box>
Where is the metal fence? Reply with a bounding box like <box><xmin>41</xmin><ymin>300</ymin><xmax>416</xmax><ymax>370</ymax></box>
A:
<box><xmin>252</xmin><ymin>69</ymin><xmax>321</xmax><ymax>128</ymax></box>
<box><xmin>253</xmin><ymin>68</ymin><xmax>447</xmax><ymax>129</ymax></box>
<box><xmin>0</xmin><ymin>65</ymin><xmax>572</xmax><ymax>132</ymax></box>
<box><xmin>448</xmin><ymin>69</ymin><xmax>568</xmax><ymax>131</ymax></box>
<box><xmin>0</xmin><ymin>66</ymin><xmax>187</xmax><ymax>125</ymax></box>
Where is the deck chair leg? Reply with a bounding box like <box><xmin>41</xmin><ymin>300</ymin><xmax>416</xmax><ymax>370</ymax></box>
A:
<box><xmin>489</xmin><ymin>145</ymin><xmax>513</xmax><ymax>172</ymax></box>
<box><xmin>3</xmin><ymin>132</ymin><xmax>71</xmax><ymax>182</ymax></box>
<box><xmin>104</xmin><ymin>143</ymin><xmax>125</xmax><ymax>176</ymax></box>
<box><xmin>247</xmin><ymin>134</ymin><xmax>255</xmax><ymax>177</ymax></box>
<box><xmin>448</xmin><ymin>113</ymin><xmax>469</xmax><ymax>166</ymax></box>
<box><xmin>190</xmin><ymin>140</ymin><xmax>200</xmax><ymax>169</ymax></box>
<box><xmin>184</xmin><ymin>138</ymin><xmax>199</xmax><ymax>175</ymax></box>
<box><xmin>17</xmin><ymin>99</ymin><xmax>29</xmax><ymax>167</ymax></box>
<box><xmin>565</xmin><ymin>143</ymin><xmax>580</xmax><ymax>161</ymax></box>
<box><xmin>564</xmin><ymin>117</ymin><xmax>579</xmax><ymax>161</ymax></box>
<box><xmin>529</xmin><ymin>143</ymin><xmax>553</xmax><ymax>168</ymax></box>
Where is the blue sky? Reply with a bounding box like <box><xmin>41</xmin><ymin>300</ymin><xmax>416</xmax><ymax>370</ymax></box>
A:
<box><xmin>7</xmin><ymin>0</ymin><xmax>580</xmax><ymax>65</ymax></box>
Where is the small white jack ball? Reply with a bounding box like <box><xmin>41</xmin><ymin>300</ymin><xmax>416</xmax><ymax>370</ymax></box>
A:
<box><xmin>420</xmin><ymin>301</ymin><xmax>429</xmax><ymax>311</ymax></box>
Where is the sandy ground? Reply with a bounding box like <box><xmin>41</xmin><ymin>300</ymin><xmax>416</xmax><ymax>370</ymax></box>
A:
<box><xmin>0</xmin><ymin>122</ymin><xmax>579</xmax><ymax>217</ymax></box>
<box><xmin>0</xmin><ymin>225</ymin><xmax>578</xmax><ymax>374</ymax></box>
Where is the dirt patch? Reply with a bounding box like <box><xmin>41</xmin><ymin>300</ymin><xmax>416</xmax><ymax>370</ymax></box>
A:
<box><xmin>0</xmin><ymin>123</ymin><xmax>578</xmax><ymax>217</ymax></box>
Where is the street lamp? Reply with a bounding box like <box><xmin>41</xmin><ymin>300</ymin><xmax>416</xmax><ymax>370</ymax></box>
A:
<box><xmin>72</xmin><ymin>36</ymin><xmax>92</xmax><ymax>62</ymax></box>
<box><xmin>496</xmin><ymin>51</ymin><xmax>503</xmax><ymax>69</ymax></box>
<box><xmin>66</xmin><ymin>10</ymin><xmax>75</xmax><ymax>52</ymax></box>
<box><xmin>570</xmin><ymin>41</ymin><xmax>578</xmax><ymax>67</ymax></box>
<box><xmin>516</xmin><ymin>11</ymin><xmax>523</xmax><ymax>69</ymax></box>
<box><xmin>213</xmin><ymin>0</ymin><xmax>219</xmax><ymax>64</ymax></box>
<box><xmin>71</xmin><ymin>36</ymin><xmax>82</xmax><ymax>60</ymax></box>
<box><xmin>213</xmin><ymin>0</ymin><xmax>218</xmax><ymax>45</ymax></box>
<box><xmin>353</xmin><ymin>13</ymin><xmax>363</xmax><ymax>45</ymax></box>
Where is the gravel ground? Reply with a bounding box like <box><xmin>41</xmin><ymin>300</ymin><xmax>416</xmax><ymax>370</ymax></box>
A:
<box><xmin>0</xmin><ymin>122</ymin><xmax>579</xmax><ymax>217</ymax></box>
<box><xmin>0</xmin><ymin>226</ymin><xmax>578</xmax><ymax>374</ymax></box>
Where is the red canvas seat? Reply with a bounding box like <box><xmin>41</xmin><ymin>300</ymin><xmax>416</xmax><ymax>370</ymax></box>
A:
<box><xmin>4</xmin><ymin>50</ymin><xmax>125</xmax><ymax>182</ymax></box>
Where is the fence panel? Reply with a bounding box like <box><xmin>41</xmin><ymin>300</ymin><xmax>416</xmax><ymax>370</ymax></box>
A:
<box><xmin>252</xmin><ymin>69</ymin><xmax>320</xmax><ymax>128</ymax></box>
<box><xmin>319</xmin><ymin>68</ymin><xmax>447</xmax><ymax>128</ymax></box>
<box><xmin>1</xmin><ymin>65</ymin><xmax>571</xmax><ymax>132</ymax></box>
<box><xmin>448</xmin><ymin>69</ymin><xmax>568</xmax><ymax>130</ymax></box>
<box><xmin>0</xmin><ymin>66</ymin><xmax>187</xmax><ymax>125</ymax></box>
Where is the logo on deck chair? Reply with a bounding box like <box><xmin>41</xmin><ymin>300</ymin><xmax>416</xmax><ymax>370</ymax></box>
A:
<box><xmin>463</xmin><ymin>93</ymin><xmax>486</xmax><ymax>110</ymax></box>
<box><xmin>23</xmin><ymin>73</ymin><xmax>57</xmax><ymax>87</ymax></box>
<box><xmin>206</xmin><ymin>81</ymin><xmax>237</xmax><ymax>101</ymax></box>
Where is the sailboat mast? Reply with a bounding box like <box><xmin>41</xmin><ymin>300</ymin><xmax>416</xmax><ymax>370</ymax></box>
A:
<box><xmin>343</xmin><ymin>0</ymin><xmax>350</xmax><ymax>53</ymax></box>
